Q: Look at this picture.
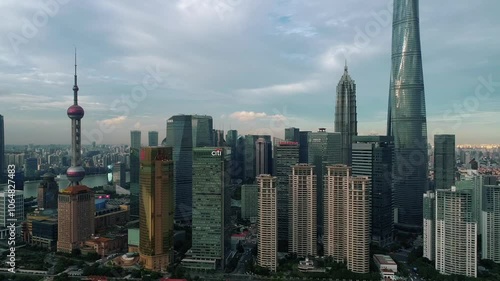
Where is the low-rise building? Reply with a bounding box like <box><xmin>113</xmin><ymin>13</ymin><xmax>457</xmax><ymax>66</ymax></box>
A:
<box><xmin>81</xmin><ymin>234</ymin><xmax>128</xmax><ymax>257</ymax></box>
<box><xmin>373</xmin><ymin>254</ymin><xmax>397</xmax><ymax>280</ymax></box>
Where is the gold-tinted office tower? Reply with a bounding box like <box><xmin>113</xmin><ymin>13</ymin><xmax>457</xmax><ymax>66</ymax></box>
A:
<box><xmin>139</xmin><ymin>147</ymin><xmax>175</xmax><ymax>272</ymax></box>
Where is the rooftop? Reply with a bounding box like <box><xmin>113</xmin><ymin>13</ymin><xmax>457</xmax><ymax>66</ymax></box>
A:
<box><xmin>60</xmin><ymin>185</ymin><xmax>93</xmax><ymax>195</ymax></box>
<box><xmin>374</xmin><ymin>254</ymin><xmax>396</xmax><ymax>265</ymax></box>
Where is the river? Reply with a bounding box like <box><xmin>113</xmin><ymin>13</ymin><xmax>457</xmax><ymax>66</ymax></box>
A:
<box><xmin>0</xmin><ymin>172</ymin><xmax>130</xmax><ymax>199</ymax></box>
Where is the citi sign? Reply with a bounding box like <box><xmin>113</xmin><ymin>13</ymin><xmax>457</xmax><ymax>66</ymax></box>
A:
<box><xmin>211</xmin><ymin>148</ymin><xmax>223</xmax><ymax>156</ymax></box>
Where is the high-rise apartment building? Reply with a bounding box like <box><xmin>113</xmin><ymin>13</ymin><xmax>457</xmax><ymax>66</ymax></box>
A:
<box><xmin>289</xmin><ymin>164</ymin><xmax>316</xmax><ymax>257</ymax></box>
<box><xmin>0</xmin><ymin>190</ymin><xmax>24</xmax><ymax>240</ymax></box>
<box><xmin>112</xmin><ymin>162</ymin><xmax>126</xmax><ymax>187</ymax></box>
<box><xmin>308</xmin><ymin>129</ymin><xmax>341</xmax><ymax>236</ymax></box>
<box><xmin>285</xmin><ymin>127</ymin><xmax>300</xmax><ymax>142</ymax></box>
<box><xmin>241</xmin><ymin>184</ymin><xmax>258</xmax><ymax>221</ymax></box>
<box><xmin>0</xmin><ymin>190</ymin><xmax>24</xmax><ymax>227</ymax></box>
<box><xmin>422</xmin><ymin>191</ymin><xmax>435</xmax><ymax>261</ymax></box>
<box><xmin>324</xmin><ymin>165</ymin><xmax>349</xmax><ymax>262</ymax></box>
<box><xmin>257</xmin><ymin>174</ymin><xmax>278</xmax><ymax>272</ymax></box>
<box><xmin>130</xmin><ymin>130</ymin><xmax>141</xmax><ymax>218</ymax></box>
<box><xmin>138</xmin><ymin>147</ymin><xmax>174</xmax><ymax>272</ymax></box>
<box><xmin>58</xmin><ymin>52</ymin><xmax>95</xmax><ymax>253</ymax></box>
<box><xmin>324</xmin><ymin>165</ymin><xmax>370</xmax><ymax>273</ymax></box>
<box><xmin>435</xmin><ymin>187</ymin><xmax>477</xmax><ymax>277</ymax></box>
<box><xmin>148</xmin><ymin>131</ymin><xmax>159</xmax><ymax>146</ymax></box>
<box><xmin>274</xmin><ymin>141</ymin><xmax>299</xmax><ymax>251</ymax></box>
<box><xmin>481</xmin><ymin>184</ymin><xmax>500</xmax><ymax>263</ymax></box>
<box><xmin>255</xmin><ymin>138</ymin><xmax>270</xmax><ymax>176</ymax></box>
<box><xmin>334</xmin><ymin>63</ymin><xmax>357</xmax><ymax>165</ymax></box>
<box><xmin>352</xmin><ymin>136</ymin><xmax>393</xmax><ymax>246</ymax></box>
<box><xmin>183</xmin><ymin>147</ymin><xmax>231</xmax><ymax>270</ymax></box>
<box><xmin>37</xmin><ymin>172</ymin><xmax>59</xmax><ymax>209</ymax></box>
<box><xmin>346</xmin><ymin>176</ymin><xmax>370</xmax><ymax>274</ymax></box>
<box><xmin>387</xmin><ymin>0</ymin><xmax>428</xmax><ymax>229</ymax></box>
<box><xmin>434</xmin><ymin>135</ymin><xmax>455</xmax><ymax>190</ymax></box>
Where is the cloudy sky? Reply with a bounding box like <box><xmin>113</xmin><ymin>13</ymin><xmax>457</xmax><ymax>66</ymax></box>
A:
<box><xmin>1</xmin><ymin>0</ymin><xmax>499</xmax><ymax>145</ymax></box>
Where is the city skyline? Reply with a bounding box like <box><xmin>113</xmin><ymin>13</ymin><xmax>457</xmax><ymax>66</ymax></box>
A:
<box><xmin>0</xmin><ymin>1</ymin><xmax>499</xmax><ymax>145</ymax></box>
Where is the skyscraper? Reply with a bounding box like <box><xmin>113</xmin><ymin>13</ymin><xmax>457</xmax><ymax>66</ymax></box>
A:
<box><xmin>387</xmin><ymin>0</ymin><xmax>428</xmax><ymax>229</ymax></box>
<box><xmin>241</xmin><ymin>184</ymin><xmax>259</xmax><ymax>221</ymax></box>
<box><xmin>139</xmin><ymin>147</ymin><xmax>174</xmax><ymax>272</ymax></box>
<box><xmin>298</xmin><ymin>131</ymin><xmax>310</xmax><ymax>163</ymax></box>
<box><xmin>481</xmin><ymin>184</ymin><xmax>500</xmax><ymax>263</ymax></box>
<box><xmin>289</xmin><ymin>164</ymin><xmax>317</xmax><ymax>257</ymax></box>
<box><xmin>192</xmin><ymin>115</ymin><xmax>213</xmax><ymax>147</ymax></box>
<box><xmin>112</xmin><ymin>162</ymin><xmax>126</xmax><ymax>187</ymax></box>
<box><xmin>243</xmin><ymin>135</ymin><xmax>271</xmax><ymax>183</ymax></box>
<box><xmin>37</xmin><ymin>172</ymin><xmax>59</xmax><ymax>209</ymax></box>
<box><xmin>213</xmin><ymin>129</ymin><xmax>225</xmax><ymax>146</ymax></box>
<box><xmin>130</xmin><ymin>130</ymin><xmax>141</xmax><ymax>218</ymax></box>
<box><xmin>324</xmin><ymin>165</ymin><xmax>349</xmax><ymax>262</ymax></box>
<box><xmin>0</xmin><ymin>115</ymin><xmax>4</xmax><ymax>180</ymax></box>
<box><xmin>183</xmin><ymin>147</ymin><xmax>231</xmax><ymax>270</ymax></box>
<box><xmin>148</xmin><ymin>131</ymin><xmax>159</xmax><ymax>147</ymax></box>
<box><xmin>422</xmin><ymin>190</ymin><xmax>435</xmax><ymax>261</ymax></box>
<box><xmin>324</xmin><ymin>165</ymin><xmax>370</xmax><ymax>273</ymax></box>
<box><xmin>58</xmin><ymin>52</ymin><xmax>95</xmax><ymax>253</ymax></box>
<box><xmin>284</xmin><ymin>127</ymin><xmax>300</xmax><ymax>142</ymax></box>
<box><xmin>225</xmin><ymin>130</ymin><xmax>238</xmax><ymax>148</ymax></box>
<box><xmin>352</xmin><ymin>136</ymin><xmax>394</xmax><ymax>246</ymax></box>
<box><xmin>434</xmin><ymin>135</ymin><xmax>455</xmax><ymax>190</ymax></box>
<box><xmin>166</xmin><ymin>115</ymin><xmax>193</xmax><ymax>221</ymax></box>
<box><xmin>274</xmin><ymin>141</ymin><xmax>299</xmax><ymax>251</ymax></box>
<box><xmin>435</xmin><ymin>187</ymin><xmax>477</xmax><ymax>277</ymax></box>
<box><xmin>346</xmin><ymin>177</ymin><xmax>370</xmax><ymax>274</ymax></box>
<box><xmin>255</xmin><ymin>138</ymin><xmax>270</xmax><ymax>176</ymax></box>
<box><xmin>308</xmin><ymin>129</ymin><xmax>341</xmax><ymax>236</ymax></box>
<box><xmin>257</xmin><ymin>174</ymin><xmax>278</xmax><ymax>272</ymax></box>
<box><xmin>334</xmin><ymin>62</ymin><xmax>357</xmax><ymax>165</ymax></box>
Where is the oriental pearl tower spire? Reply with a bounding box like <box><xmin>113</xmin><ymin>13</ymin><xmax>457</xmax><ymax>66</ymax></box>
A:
<box><xmin>66</xmin><ymin>49</ymin><xmax>86</xmax><ymax>186</ymax></box>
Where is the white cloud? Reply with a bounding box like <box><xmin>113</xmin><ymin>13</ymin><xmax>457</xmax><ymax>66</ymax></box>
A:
<box><xmin>229</xmin><ymin>111</ymin><xmax>287</xmax><ymax>122</ymax></box>
<box><xmin>98</xmin><ymin>116</ymin><xmax>127</xmax><ymax>126</ymax></box>
<box><xmin>236</xmin><ymin>80</ymin><xmax>320</xmax><ymax>96</ymax></box>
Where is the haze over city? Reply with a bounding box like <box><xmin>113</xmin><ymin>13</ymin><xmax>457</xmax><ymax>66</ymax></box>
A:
<box><xmin>0</xmin><ymin>0</ymin><xmax>499</xmax><ymax>145</ymax></box>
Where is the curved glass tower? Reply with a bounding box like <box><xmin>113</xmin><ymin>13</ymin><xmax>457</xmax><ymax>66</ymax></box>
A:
<box><xmin>387</xmin><ymin>0</ymin><xmax>428</xmax><ymax>229</ymax></box>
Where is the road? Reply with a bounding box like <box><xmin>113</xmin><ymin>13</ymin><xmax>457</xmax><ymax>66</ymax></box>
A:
<box><xmin>233</xmin><ymin>248</ymin><xmax>253</xmax><ymax>274</ymax></box>
<box><xmin>391</xmin><ymin>249</ymin><xmax>425</xmax><ymax>281</ymax></box>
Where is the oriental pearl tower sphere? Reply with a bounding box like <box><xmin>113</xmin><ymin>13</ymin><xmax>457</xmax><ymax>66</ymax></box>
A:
<box><xmin>66</xmin><ymin>50</ymin><xmax>86</xmax><ymax>186</ymax></box>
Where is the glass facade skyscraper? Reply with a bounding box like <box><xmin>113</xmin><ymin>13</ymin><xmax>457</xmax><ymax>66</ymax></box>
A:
<box><xmin>335</xmin><ymin>64</ymin><xmax>357</xmax><ymax>165</ymax></box>
<box><xmin>0</xmin><ymin>115</ymin><xmax>4</xmax><ymax>180</ymax></box>
<box><xmin>192</xmin><ymin>115</ymin><xmax>213</xmax><ymax>147</ymax></box>
<box><xmin>434</xmin><ymin>135</ymin><xmax>455</xmax><ymax>190</ymax></box>
<box><xmin>148</xmin><ymin>131</ymin><xmax>159</xmax><ymax>147</ymax></box>
<box><xmin>387</xmin><ymin>0</ymin><xmax>428</xmax><ymax>229</ymax></box>
<box><xmin>274</xmin><ymin>141</ymin><xmax>299</xmax><ymax>251</ymax></box>
<box><xmin>243</xmin><ymin>135</ymin><xmax>272</xmax><ymax>183</ymax></box>
<box><xmin>352</xmin><ymin>136</ymin><xmax>394</xmax><ymax>246</ymax></box>
<box><xmin>166</xmin><ymin>115</ymin><xmax>193</xmax><ymax>221</ymax></box>
<box><xmin>183</xmin><ymin>147</ymin><xmax>231</xmax><ymax>270</ymax></box>
<box><xmin>308</xmin><ymin>129</ymin><xmax>341</xmax><ymax>236</ymax></box>
<box><xmin>130</xmin><ymin>130</ymin><xmax>141</xmax><ymax>218</ymax></box>
<box><xmin>285</xmin><ymin>127</ymin><xmax>300</xmax><ymax>142</ymax></box>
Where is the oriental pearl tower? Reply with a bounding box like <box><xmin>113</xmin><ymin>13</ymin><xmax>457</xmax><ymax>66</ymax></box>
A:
<box><xmin>57</xmin><ymin>50</ymin><xmax>95</xmax><ymax>253</ymax></box>
<box><xmin>66</xmin><ymin>50</ymin><xmax>86</xmax><ymax>186</ymax></box>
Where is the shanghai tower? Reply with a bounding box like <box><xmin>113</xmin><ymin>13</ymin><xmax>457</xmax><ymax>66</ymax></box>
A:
<box><xmin>387</xmin><ymin>0</ymin><xmax>428</xmax><ymax>229</ymax></box>
<box><xmin>334</xmin><ymin>62</ymin><xmax>357</xmax><ymax>165</ymax></box>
